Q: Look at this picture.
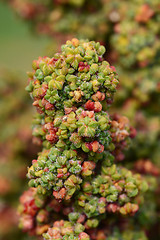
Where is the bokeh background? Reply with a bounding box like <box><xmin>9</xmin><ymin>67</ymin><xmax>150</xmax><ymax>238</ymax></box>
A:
<box><xmin>0</xmin><ymin>1</ymin><xmax>160</xmax><ymax>240</ymax></box>
<box><xmin>0</xmin><ymin>2</ymin><xmax>50</xmax><ymax>240</ymax></box>
<box><xmin>0</xmin><ymin>2</ymin><xmax>51</xmax><ymax>72</ymax></box>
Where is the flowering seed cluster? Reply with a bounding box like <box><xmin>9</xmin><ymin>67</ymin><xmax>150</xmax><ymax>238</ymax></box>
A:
<box><xmin>18</xmin><ymin>185</ymin><xmax>149</xmax><ymax>240</ymax></box>
<box><xmin>18</xmin><ymin>39</ymin><xmax>150</xmax><ymax>239</ymax></box>
<box><xmin>8</xmin><ymin>0</ymin><xmax>160</xmax><ymax>170</ymax></box>
<box><xmin>26</xmin><ymin>39</ymin><xmax>119</xmax><ymax>157</ymax></box>
<box><xmin>3</xmin><ymin>0</ymin><xmax>160</xmax><ymax>238</ymax></box>
<box><xmin>32</xmin><ymin>108</ymin><xmax>111</xmax><ymax>151</ymax></box>
<box><xmin>27</xmin><ymin>40</ymin><xmax>118</xmax><ymax>108</ymax></box>
<box><xmin>77</xmin><ymin>166</ymin><xmax>147</xmax><ymax>216</ymax></box>
<box><xmin>28</xmin><ymin>148</ymin><xmax>83</xmax><ymax>199</ymax></box>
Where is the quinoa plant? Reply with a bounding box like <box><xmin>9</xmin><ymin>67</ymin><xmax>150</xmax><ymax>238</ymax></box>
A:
<box><xmin>18</xmin><ymin>38</ymin><xmax>149</xmax><ymax>239</ymax></box>
<box><xmin>2</xmin><ymin>0</ymin><xmax>160</xmax><ymax>238</ymax></box>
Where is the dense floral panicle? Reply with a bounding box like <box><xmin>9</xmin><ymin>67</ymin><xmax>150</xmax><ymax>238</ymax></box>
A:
<box><xmin>27</xmin><ymin>144</ymin><xmax>147</xmax><ymax>204</ymax></box>
<box><xmin>32</xmin><ymin>107</ymin><xmax>112</xmax><ymax>152</ymax></box>
<box><xmin>3</xmin><ymin>0</ymin><xmax>160</xmax><ymax>238</ymax></box>
<box><xmin>20</xmin><ymin>39</ymin><xmax>149</xmax><ymax>239</ymax></box>
<box><xmin>28</xmin><ymin>153</ymin><xmax>147</xmax><ymax>224</ymax></box>
<box><xmin>26</xmin><ymin>39</ymin><xmax>118</xmax><ymax>112</ymax></box>
<box><xmin>28</xmin><ymin>147</ymin><xmax>83</xmax><ymax>200</ymax></box>
<box><xmin>74</xmin><ymin>167</ymin><xmax>148</xmax><ymax>220</ymax></box>
<box><xmin>31</xmin><ymin>110</ymin><xmax>133</xmax><ymax>160</ymax></box>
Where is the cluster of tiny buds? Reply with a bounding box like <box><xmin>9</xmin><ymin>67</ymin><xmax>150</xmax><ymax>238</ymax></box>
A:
<box><xmin>17</xmin><ymin>38</ymin><xmax>149</xmax><ymax>239</ymax></box>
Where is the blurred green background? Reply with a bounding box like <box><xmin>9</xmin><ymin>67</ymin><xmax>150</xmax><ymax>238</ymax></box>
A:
<box><xmin>0</xmin><ymin>2</ymin><xmax>50</xmax><ymax>73</ymax></box>
<box><xmin>0</xmin><ymin>2</ymin><xmax>50</xmax><ymax>239</ymax></box>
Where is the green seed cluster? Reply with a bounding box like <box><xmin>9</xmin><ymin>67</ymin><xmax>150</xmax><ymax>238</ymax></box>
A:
<box><xmin>73</xmin><ymin>162</ymin><xmax>148</xmax><ymax>219</ymax></box>
<box><xmin>27</xmin><ymin>40</ymin><xmax>118</xmax><ymax>109</ymax></box>
<box><xmin>28</xmin><ymin>148</ymin><xmax>83</xmax><ymax>199</ymax></box>
<box><xmin>32</xmin><ymin>108</ymin><xmax>111</xmax><ymax>151</ymax></box>
<box><xmin>17</xmin><ymin>176</ymin><xmax>156</xmax><ymax>240</ymax></box>
<box><xmin>18</xmin><ymin>39</ymin><xmax>149</xmax><ymax>240</ymax></box>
